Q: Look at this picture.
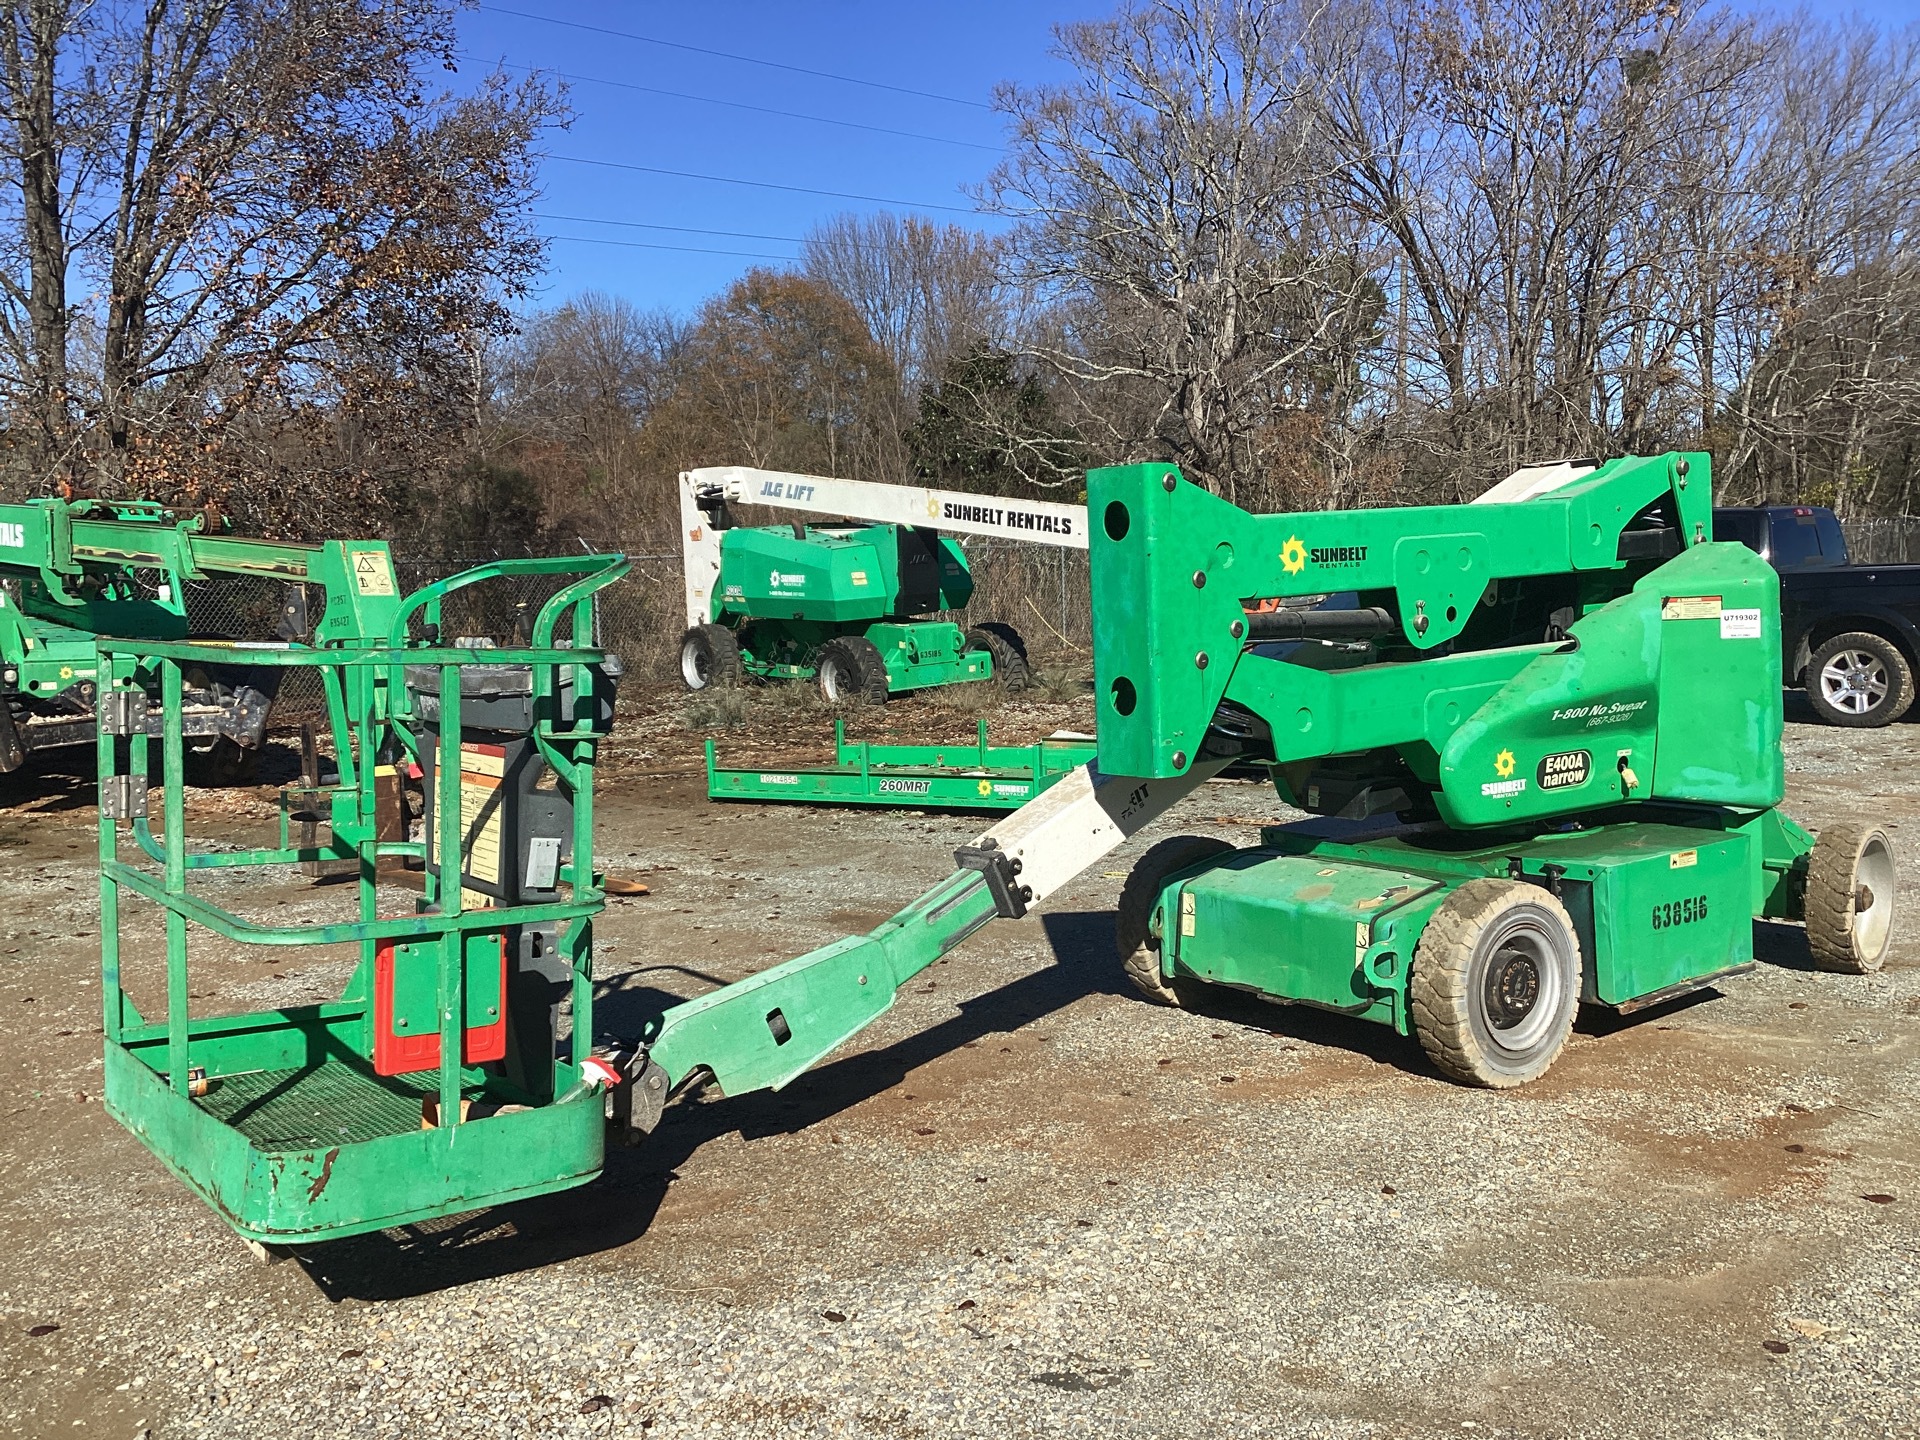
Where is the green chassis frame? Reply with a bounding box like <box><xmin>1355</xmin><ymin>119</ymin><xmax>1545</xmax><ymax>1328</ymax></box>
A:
<box><xmin>706</xmin><ymin>719</ymin><xmax>1096</xmax><ymax>810</ymax></box>
<box><xmin>97</xmin><ymin>555</ymin><xmax>627</xmax><ymax>1245</ymax></box>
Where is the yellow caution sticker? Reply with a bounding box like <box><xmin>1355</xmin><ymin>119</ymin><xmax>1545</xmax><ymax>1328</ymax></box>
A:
<box><xmin>1661</xmin><ymin>595</ymin><xmax>1721</xmax><ymax>621</ymax></box>
<box><xmin>1670</xmin><ymin>849</ymin><xmax>1698</xmax><ymax>869</ymax></box>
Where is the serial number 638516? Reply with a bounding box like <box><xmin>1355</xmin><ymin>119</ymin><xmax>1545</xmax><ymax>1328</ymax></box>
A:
<box><xmin>1652</xmin><ymin>895</ymin><xmax>1709</xmax><ymax>929</ymax></box>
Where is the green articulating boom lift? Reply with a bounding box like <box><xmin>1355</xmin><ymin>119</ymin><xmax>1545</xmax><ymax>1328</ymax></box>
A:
<box><xmin>677</xmin><ymin>465</ymin><xmax>1087</xmax><ymax>703</ymax></box>
<box><xmin>0</xmin><ymin>495</ymin><xmax>403</xmax><ymax>778</ymax></box>
<box><xmin>101</xmin><ymin>452</ymin><xmax>1894</xmax><ymax>1249</ymax></box>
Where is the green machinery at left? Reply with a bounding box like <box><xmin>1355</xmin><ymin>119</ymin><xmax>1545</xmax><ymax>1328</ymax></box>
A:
<box><xmin>0</xmin><ymin>495</ymin><xmax>402</xmax><ymax>775</ymax></box>
<box><xmin>97</xmin><ymin>556</ymin><xmax>629</xmax><ymax>1245</ymax></box>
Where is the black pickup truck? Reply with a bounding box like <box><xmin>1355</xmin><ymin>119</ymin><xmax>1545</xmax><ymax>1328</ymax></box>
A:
<box><xmin>1713</xmin><ymin>504</ymin><xmax>1920</xmax><ymax>727</ymax></box>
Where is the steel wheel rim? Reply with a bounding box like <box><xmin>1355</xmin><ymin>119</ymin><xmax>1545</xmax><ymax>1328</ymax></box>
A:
<box><xmin>1479</xmin><ymin>916</ymin><xmax>1563</xmax><ymax>1055</ymax></box>
<box><xmin>1854</xmin><ymin>833</ymin><xmax>1897</xmax><ymax>961</ymax></box>
<box><xmin>1820</xmin><ymin>650</ymin><xmax>1889</xmax><ymax>714</ymax></box>
<box><xmin>680</xmin><ymin>639</ymin><xmax>709</xmax><ymax>689</ymax></box>
<box><xmin>820</xmin><ymin>658</ymin><xmax>846</xmax><ymax>701</ymax></box>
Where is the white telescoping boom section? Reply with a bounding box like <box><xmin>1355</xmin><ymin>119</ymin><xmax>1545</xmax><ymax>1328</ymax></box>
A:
<box><xmin>679</xmin><ymin>465</ymin><xmax>1089</xmax><ymax>628</ymax></box>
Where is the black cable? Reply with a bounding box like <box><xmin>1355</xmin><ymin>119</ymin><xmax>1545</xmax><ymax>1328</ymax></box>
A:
<box><xmin>479</xmin><ymin>6</ymin><xmax>993</xmax><ymax>109</ymax></box>
<box><xmin>546</xmin><ymin>153</ymin><xmax>976</xmax><ymax>214</ymax></box>
<box><xmin>544</xmin><ymin>233</ymin><xmax>795</xmax><ymax>260</ymax></box>
<box><xmin>467</xmin><ymin>54</ymin><xmax>999</xmax><ymax>152</ymax></box>
<box><xmin>534</xmin><ymin>212</ymin><xmax>804</xmax><ymax>244</ymax></box>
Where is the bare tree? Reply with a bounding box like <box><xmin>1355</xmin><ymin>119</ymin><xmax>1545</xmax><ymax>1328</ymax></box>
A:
<box><xmin>986</xmin><ymin>0</ymin><xmax>1384</xmax><ymax>506</ymax></box>
<box><xmin>0</xmin><ymin>0</ymin><xmax>563</xmax><ymax>532</ymax></box>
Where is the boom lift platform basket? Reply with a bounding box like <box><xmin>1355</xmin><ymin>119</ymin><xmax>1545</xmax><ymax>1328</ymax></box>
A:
<box><xmin>95</xmin><ymin>556</ymin><xmax>627</xmax><ymax>1244</ymax></box>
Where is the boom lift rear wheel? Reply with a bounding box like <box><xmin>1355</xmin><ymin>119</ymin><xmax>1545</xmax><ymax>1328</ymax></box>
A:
<box><xmin>1116</xmin><ymin>835</ymin><xmax>1235</xmax><ymax>1006</ymax></box>
<box><xmin>965</xmin><ymin>622</ymin><xmax>1033</xmax><ymax>693</ymax></box>
<box><xmin>1805</xmin><ymin>821</ymin><xmax>1896</xmax><ymax>973</ymax></box>
<box><xmin>817</xmin><ymin>635</ymin><xmax>889</xmax><ymax>705</ymax></box>
<box><xmin>1411</xmin><ymin>879</ymin><xmax>1581</xmax><ymax>1089</ymax></box>
<box><xmin>681</xmin><ymin>623</ymin><xmax>744</xmax><ymax>690</ymax></box>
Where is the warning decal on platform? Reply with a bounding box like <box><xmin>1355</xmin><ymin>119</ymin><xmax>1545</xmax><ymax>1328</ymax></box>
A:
<box><xmin>351</xmin><ymin>548</ymin><xmax>396</xmax><ymax>597</ymax></box>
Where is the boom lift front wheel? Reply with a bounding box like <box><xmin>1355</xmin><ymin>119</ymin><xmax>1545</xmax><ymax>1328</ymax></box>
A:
<box><xmin>964</xmin><ymin>622</ymin><xmax>1033</xmax><ymax>693</ymax></box>
<box><xmin>1116</xmin><ymin>835</ymin><xmax>1235</xmax><ymax>1006</ymax></box>
<box><xmin>681</xmin><ymin>624</ymin><xmax>744</xmax><ymax>690</ymax></box>
<box><xmin>1411</xmin><ymin>879</ymin><xmax>1581</xmax><ymax>1089</ymax></box>
<box><xmin>1805</xmin><ymin>821</ymin><xmax>1897</xmax><ymax>973</ymax></box>
<box><xmin>816</xmin><ymin>636</ymin><xmax>889</xmax><ymax>705</ymax></box>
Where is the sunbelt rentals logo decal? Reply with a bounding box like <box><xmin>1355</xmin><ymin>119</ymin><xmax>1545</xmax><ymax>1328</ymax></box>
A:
<box><xmin>1280</xmin><ymin>535</ymin><xmax>1369</xmax><ymax>575</ymax></box>
<box><xmin>1481</xmin><ymin>747</ymin><xmax>1527</xmax><ymax>799</ymax></box>
<box><xmin>767</xmin><ymin>568</ymin><xmax>806</xmax><ymax>593</ymax></box>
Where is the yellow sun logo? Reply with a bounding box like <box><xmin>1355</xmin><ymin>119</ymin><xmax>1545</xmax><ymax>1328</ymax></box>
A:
<box><xmin>1281</xmin><ymin>537</ymin><xmax>1307</xmax><ymax>575</ymax></box>
<box><xmin>977</xmin><ymin>779</ymin><xmax>993</xmax><ymax>796</ymax></box>
<box><xmin>1494</xmin><ymin>749</ymin><xmax>1516</xmax><ymax>779</ymax></box>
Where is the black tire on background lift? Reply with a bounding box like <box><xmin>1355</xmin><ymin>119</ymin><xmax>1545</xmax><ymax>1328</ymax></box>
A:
<box><xmin>1806</xmin><ymin>630</ymin><xmax>1914</xmax><ymax>727</ymax></box>
<box><xmin>1410</xmin><ymin>878</ymin><xmax>1581</xmax><ymax>1089</ymax></box>
<box><xmin>965</xmin><ymin>621</ymin><xmax>1032</xmax><ymax>692</ymax></box>
<box><xmin>680</xmin><ymin>623</ymin><xmax>743</xmax><ymax>691</ymax></box>
<box><xmin>816</xmin><ymin>635</ymin><xmax>889</xmax><ymax>705</ymax></box>
<box><xmin>1116</xmin><ymin>835</ymin><xmax>1235</xmax><ymax>1006</ymax></box>
<box><xmin>1804</xmin><ymin>821</ymin><xmax>1897</xmax><ymax>974</ymax></box>
<box><xmin>201</xmin><ymin>737</ymin><xmax>262</xmax><ymax>786</ymax></box>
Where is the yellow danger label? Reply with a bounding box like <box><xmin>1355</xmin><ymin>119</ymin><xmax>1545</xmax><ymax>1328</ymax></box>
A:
<box><xmin>1661</xmin><ymin>595</ymin><xmax>1721</xmax><ymax>621</ymax></box>
<box><xmin>351</xmin><ymin>548</ymin><xmax>396</xmax><ymax>597</ymax></box>
<box><xmin>1179</xmin><ymin>890</ymin><xmax>1197</xmax><ymax>937</ymax></box>
<box><xmin>1670</xmin><ymin>849</ymin><xmax>1698</xmax><ymax>869</ymax></box>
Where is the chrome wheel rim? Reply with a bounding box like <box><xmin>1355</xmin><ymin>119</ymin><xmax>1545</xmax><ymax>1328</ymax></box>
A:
<box><xmin>1480</xmin><ymin>916</ymin><xmax>1565</xmax><ymax>1056</ymax></box>
<box><xmin>1820</xmin><ymin>650</ymin><xmax>1889</xmax><ymax>715</ymax></box>
<box><xmin>680</xmin><ymin>639</ymin><xmax>709</xmax><ymax>689</ymax></box>
<box><xmin>1854</xmin><ymin>832</ymin><xmax>1897</xmax><ymax>962</ymax></box>
<box><xmin>820</xmin><ymin>659</ymin><xmax>846</xmax><ymax>701</ymax></box>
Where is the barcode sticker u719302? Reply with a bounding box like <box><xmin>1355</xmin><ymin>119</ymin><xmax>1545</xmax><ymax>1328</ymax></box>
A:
<box><xmin>1719</xmin><ymin>608</ymin><xmax>1763</xmax><ymax>639</ymax></box>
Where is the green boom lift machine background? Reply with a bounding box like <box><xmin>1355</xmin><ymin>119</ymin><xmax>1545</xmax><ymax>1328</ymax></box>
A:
<box><xmin>0</xmin><ymin>494</ymin><xmax>404</xmax><ymax>778</ymax></box>
<box><xmin>94</xmin><ymin>450</ymin><xmax>1893</xmax><ymax>1249</ymax></box>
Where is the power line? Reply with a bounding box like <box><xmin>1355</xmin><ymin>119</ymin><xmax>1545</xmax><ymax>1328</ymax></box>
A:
<box><xmin>479</xmin><ymin>5</ymin><xmax>993</xmax><ymax>110</ymax></box>
<box><xmin>534</xmin><ymin>212</ymin><xmax>804</xmax><ymax>244</ymax></box>
<box><xmin>546</xmin><ymin>153</ymin><xmax>976</xmax><ymax>215</ymax></box>
<box><xmin>469</xmin><ymin>54</ymin><xmax>999</xmax><ymax>152</ymax></box>
<box><xmin>545</xmin><ymin>233</ymin><xmax>795</xmax><ymax>260</ymax></box>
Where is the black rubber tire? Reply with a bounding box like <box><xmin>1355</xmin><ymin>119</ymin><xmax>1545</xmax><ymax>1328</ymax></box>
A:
<box><xmin>680</xmin><ymin>623</ymin><xmax>743</xmax><ymax>691</ymax></box>
<box><xmin>965</xmin><ymin>621</ymin><xmax>1032</xmax><ymax>692</ymax></box>
<box><xmin>1410</xmin><ymin>879</ymin><xmax>1581</xmax><ymax>1089</ymax></box>
<box><xmin>197</xmin><ymin>737</ymin><xmax>262</xmax><ymax>786</ymax></box>
<box><xmin>1806</xmin><ymin>631</ymin><xmax>1914</xmax><ymax>728</ymax></box>
<box><xmin>1805</xmin><ymin>821</ymin><xmax>1897</xmax><ymax>974</ymax></box>
<box><xmin>1115</xmin><ymin>835</ymin><xmax>1235</xmax><ymax>1006</ymax></box>
<box><xmin>816</xmin><ymin>635</ymin><xmax>889</xmax><ymax>705</ymax></box>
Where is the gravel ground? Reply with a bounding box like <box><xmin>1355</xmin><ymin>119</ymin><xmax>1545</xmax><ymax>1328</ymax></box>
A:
<box><xmin>0</xmin><ymin>694</ymin><xmax>1916</xmax><ymax>1439</ymax></box>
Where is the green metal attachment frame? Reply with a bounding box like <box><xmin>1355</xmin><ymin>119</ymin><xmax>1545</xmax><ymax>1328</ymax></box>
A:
<box><xmin>96</xmin><ymin>555</ymin><xmax>628</xmax><ymax>1245</ymax></box>
<box><xmin>705</xmin><ymin>719</ymin><xmax>1096</xmax><ymax>810</ymax></box>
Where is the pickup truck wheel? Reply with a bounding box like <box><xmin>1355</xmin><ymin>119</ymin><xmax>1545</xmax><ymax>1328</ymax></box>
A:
<box><xmin>1805</xmin><ymin>822</ymin><xmax>1897</xmax><ymax>974</ymax></box>
<box><xmin>1115</xmin><ymin>835</ymin><xmax>1234</xmax><ymax>1006</ymax></box>
<box><xmin>1410</xmin><ymin>879</ymin><xmax>1580</xmax><ymax>1089</ymax></box>
<box><xmin>1807</xmin><ymin>631</ymin><xmax>1914</xmax><ymax>727</ymax></box>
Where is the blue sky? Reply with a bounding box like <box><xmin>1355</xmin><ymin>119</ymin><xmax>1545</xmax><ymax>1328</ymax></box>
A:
<box><xmin>456</xmin><ymin>2</ymin><xmax>1105</xmax><ymax>316</ymax></box>
<box><xmin>457</xmin><ymin>1</ymin><xmax>1920</xmax><ymax>319</ymax></box>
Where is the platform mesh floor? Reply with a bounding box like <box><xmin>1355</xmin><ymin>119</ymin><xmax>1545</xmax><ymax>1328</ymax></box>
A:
<box><xmin>194</xmin><ymin>1063</ymin><xmax>442</xmax><ymax>1150</ymax></box>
